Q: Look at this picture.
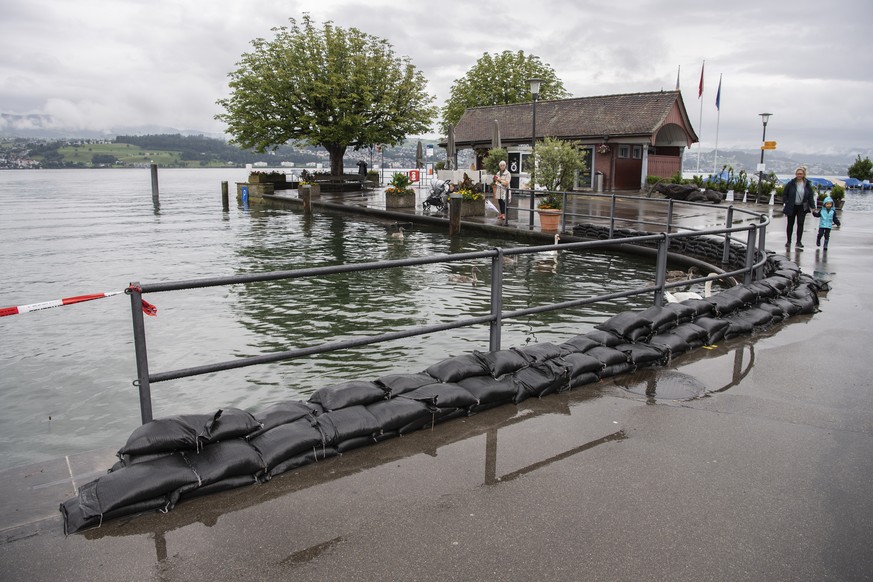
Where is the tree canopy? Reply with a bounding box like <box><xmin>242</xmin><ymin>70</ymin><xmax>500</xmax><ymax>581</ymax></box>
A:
<box><xmin>440</xmin><ymin>51</ymin><xmax>570</xmax><ymax>134</ymax></box>
<box><xmin>216</xmin><ymin>15</ymin><xmax>437</xmax><ymax>175</ymax></box>
<box><xmin>848</xmin><ymin>154</ymin><xmax>873</xmax><ymax>181</ymax></box>
<box><xmin>534</xmin><ymin>137</ymin><xmax>588</xmax><ymax>191</ymax></box>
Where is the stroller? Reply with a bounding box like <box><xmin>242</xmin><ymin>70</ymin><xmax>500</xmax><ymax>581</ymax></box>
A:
<box><xmin>423</xmin><ymin>179</ymin><xmax>451</xmax><ymax>214</ymax></box>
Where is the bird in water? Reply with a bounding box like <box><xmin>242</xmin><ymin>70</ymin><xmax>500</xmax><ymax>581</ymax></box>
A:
<box><xmin>664</xmin><ymin>272</ymin><xmax>716</xmax><ymax>302</ymax></box>
<box><xmin>388</xmin><ymin>223</ymin><xmax>405</xmax><ymax>239</ymax></box>
<box><xmin>448</xmin><ymin>265</ymin><xmax>480</xmax><ymax>285</ymax></box>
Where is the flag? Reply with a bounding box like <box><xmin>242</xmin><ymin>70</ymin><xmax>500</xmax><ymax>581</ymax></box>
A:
<box><xmin>715</xmin><ymin>74</ymin><xmax>722</xmax><ymax>110</ymax></box>
<box><xmin>675</xmin><ymin>65</ymin><xmax>680</xmax><ymax>91</ymax></box>
<box><xmin>698</xmin><ymin>61</ymin><xmax>705</xmax><ymax>98</ymax></box>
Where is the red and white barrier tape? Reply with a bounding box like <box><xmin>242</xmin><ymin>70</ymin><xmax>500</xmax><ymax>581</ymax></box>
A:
<box><xmin>0</xmin><ymin>290</ymin><xmax>156</xmax><ymax>318</ymax></box>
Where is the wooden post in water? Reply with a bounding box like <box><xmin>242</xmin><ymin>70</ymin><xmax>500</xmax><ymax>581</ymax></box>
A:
<box><xmin>448</xmin><ymin>193</ymin><xmax>462</xmax><ymax>236</ymax></box>
<box><xmin>221</xmin><ymin>181</ymin><xmax>229</xmax><ymax>211</ymax></box>
<box><xmin>301</xmin><ymin>186</ymin><xmax>312</xmax><ymax>214</ymax></box>
<box><xmin>150</xmin><ymin>164</ymin><xmax>159</xmax><ymax>202</ymax></box>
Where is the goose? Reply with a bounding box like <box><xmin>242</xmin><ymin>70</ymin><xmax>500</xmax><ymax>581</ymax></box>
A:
<box><xmin>664</xmin><ymin>273</ymin><xmax>715</xmax><ymax>302</ymax></box>
<box><xmin>388</xmin><ymin>224</ymin><xmax>405</xmax><ymax>240</ymax></box>
<box><xmin>664</xmin><ymin>266</ymin><xmax>699</xmax><ymax>283</ymax></box>
<box><xmin>448</xmin><ymin>265</ymin><xmax>480</xmax><ymax>284</ymax></box>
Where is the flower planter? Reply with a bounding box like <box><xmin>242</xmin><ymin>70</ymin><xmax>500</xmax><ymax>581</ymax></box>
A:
<box><xmin>299</xmin><ymin>184</ymin><xmax>320</xmax><ymax>198</ymax></box>
<box><xmin>459</xmin><ymin>198</ymin><xmax>485</xmax><ymax>217</ymax></box>
<box><xmin>537</xmin><ymin>209</ymin><xmax>562</xmax><ymax>232</ymax></box>
<box><xmin>386</xmin><ymin>191</ymin><xmax>416</xmax><ymax>209</ymax></box>
<box><xmin>249</xmin><ymin>173</ymin><xmax>287</xmax><ymax>185</ymax></box>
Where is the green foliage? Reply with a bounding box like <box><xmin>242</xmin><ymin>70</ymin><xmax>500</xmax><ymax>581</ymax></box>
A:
<box><xmin>848</xmin><ymin>155</ymin><xmax>873</xmax><ymax>181</ymax></box>
<box><xmin>533</xmin><ymin>137</ymin><xmax>588</xmax><ymax>192</ymax></box>
<box><xmin>216</xmin><ymin>15</ymin><xmax>437</xmax><ymax>176</ymax></box>
<box><xmin>669</xmin><ymin>171</ymin><xmax>686</xmax><ymax>184</ymax></box>
<box><xmin>386</xmin><ymin>172</ymin><xmax>414</xmax><ymax>195</ymax></box>
<box><xmin>537</xmin><ymin>192</ymin><xmax>563</xmax><ymax>210</ymax></box>
<box><xmin>821</xmin><ymin>183</ymin><xmax>846</xmax><ymax>203</ymax></box>
<box><xmin>482</xmin><ymin>147</ymin><xmax>508</xmax><ymax>174</ymax></box>
<box><xmin>441</xmin><ymin>50</ymin><xmax>570</xmax><ymax>134</ymax></box>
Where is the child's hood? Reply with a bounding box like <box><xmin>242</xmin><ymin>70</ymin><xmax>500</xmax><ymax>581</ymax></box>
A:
<box><xmin>823</xmin><ymin>196</ymin><xmax>834</xmax><ymax>207</ymax></box>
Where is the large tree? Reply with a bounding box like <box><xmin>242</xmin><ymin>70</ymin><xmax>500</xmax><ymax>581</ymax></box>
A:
<box><xmin>216</xmin><ymin>16</ymin><xmax>436</xmax><ymax>175</ymax></box>
<box><xmin>441</xmin><ymin>51</ymin><xmax>570</xmax><ymax>134</ymax></box>
<box><xmin>848</xmin><ymin>154</ymin><xmax>873</xmax><ymax>181</ymax></box>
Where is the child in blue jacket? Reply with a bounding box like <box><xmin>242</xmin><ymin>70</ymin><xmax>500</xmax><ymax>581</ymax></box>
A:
<box><xmin>813</xmin><ymin>195</ymin><xmax>841</xmax><ymax>250</ymax></box>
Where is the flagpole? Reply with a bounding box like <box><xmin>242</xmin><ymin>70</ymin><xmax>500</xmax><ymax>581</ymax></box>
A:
<box><xmin>696</xmin><ymin>60</ymin><xmax>704</xmax><ymax>174</ymax></box>
<box><xmin>714</xmin><ymin>74</ymin><xmax>722</xmax><ymax>174</ymax></box>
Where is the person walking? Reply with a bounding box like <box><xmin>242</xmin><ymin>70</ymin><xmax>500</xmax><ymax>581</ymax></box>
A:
<box><xmin>813</xmin><ymin>195</ymin><xmax>841</xmax><ymax>251</ymax></box>
<box><xmin>781</xmin><ymin>166</ymin><xmax>817</xmax><ymax>250</ymax></box>
<box><xmin>493</xmin><ymin>160</ymin><xmax>511</xmax><ymax>221</ymax></box>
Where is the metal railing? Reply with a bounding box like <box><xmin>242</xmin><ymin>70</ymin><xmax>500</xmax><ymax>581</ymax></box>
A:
<box><xmin>127</xmin><ymin>196</ymin><xmax>770</xmax><ymax>423</ymax></box>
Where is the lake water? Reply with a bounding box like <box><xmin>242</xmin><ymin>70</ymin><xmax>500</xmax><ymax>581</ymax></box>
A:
<box><xmin>0</xmin><ymin>168</ymin><xmax>658</xmax><ymax>469</ymax></box>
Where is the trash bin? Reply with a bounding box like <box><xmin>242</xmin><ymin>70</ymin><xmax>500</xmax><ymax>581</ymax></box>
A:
<box><xmin>594</xmin><ymin>172</ymin><xmax>604</xmax><ymax>193</ymax></box>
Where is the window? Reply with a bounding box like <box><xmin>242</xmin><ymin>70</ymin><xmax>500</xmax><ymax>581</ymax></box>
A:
<box><xmin>618</xmin><ymin>145</ymin><xmax>630</xmax><ymax>158</ymax></box>
<box><xmin>633</xmin><ymin>146</ymin><xmax>642</xmax><ymax>159</ymax></box>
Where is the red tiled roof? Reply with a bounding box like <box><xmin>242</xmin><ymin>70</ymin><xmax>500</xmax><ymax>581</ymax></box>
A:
<box><xmin>452</xmin><ymin>90</ymin><xmax>698</xmax><ymax>147</ymax></box>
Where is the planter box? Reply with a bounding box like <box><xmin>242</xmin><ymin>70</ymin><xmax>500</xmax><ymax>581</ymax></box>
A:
<box><xmin>249</xmin><ymin>173</ymin><xmax>287</xmax><ymax>184</ymax></box>
<box><xmin>386</xmin><ymin>191</ymin><xmax>416</xmax><ymax>209</ymax></box>
<box><xmin>299</xmin><ymin>184</ymin><xmax>321</xmax><ymax>198</ymax></box>
<box><xmin>459</xmin><ymin>197</ymin><xmax>485</xmax><ymax>217</ymax></box>
<box><xmin>538</xmin><ymin>209</ymin><xmax>562</xmax><ymax>232</ymax></box>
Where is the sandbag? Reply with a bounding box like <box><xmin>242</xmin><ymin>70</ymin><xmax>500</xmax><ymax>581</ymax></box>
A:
<box><xmin>755</xmin><ymin>301</ymin><xmax>785</xmax><ymax>323</ymax></box>
<box><xmin>568</xmin><ymin>371</ymin><xmax>599</xmax><ymax>390</ymax></box>
<box><xmin>77</xmin><ymin>453</ymin><xmax>198</xmax><ymax>519</ymax></box>
<box><xmin>671</xmin><ymin>323</ymin><xmax>709</xmax><ymax>348</ymax></box>
<box><xmin>679</xmin><ymin>298</ymin><xmax>715</xmax><ymax>318</ymax></box>
<box><xmin>316</xmin><ymin>405</ymin><xmax>382</xmax><ymax>445</ymax></box>
<box><xmin>399</xmin><ymin>383</ymin><xmax>479</xmax><ymax>410</ymax></box>
<box><xmin>638</xmin><ymin>306</ymin><xmax>680</xmax><ymax>335</ymax></box>
<box><xmin>183</xmin><ymin>439</ymin><xmax>265</xmax><ymax>487</ymax></box>
<box><xmin>456</xmin><ymin>375</ymin><xmax>517</xmax><ymax>407</ymax></box>
<box><xmin>199</xmin><ymin>408</ymin><xmax>262</xmax><ymax>446</ymax></box>
<box><xmin>595</xmin><ymin>311</ymin><xmax>652</xmax><ymax>340</ymax></box>
<box><xmin>648</xmin><ymin>332</ymin><xmax>691</xmax><ymax>356</ymax></box>
<box><xmin>771</xmin><ymin>297</ymin><xmax>801</xmax><ymax>317</ymax></box>
<box><xmin>267</xmin><ymin>446</ymin><xmax>338</xmax><ymax>479</ymax></box>
<box><xmin>512</xmin><ymin>364</ymin><xmax>566</xmax><ymax>401</ymax></box>
<box><xmin>250</xmin><ymin>400</ymin><xmax>318</xmax><ymax>438</ymax></box>
<box><xmin>425</xmin><ymin>354</ymin><xmax>490</xmax><ymax>382</ymax></box>
<box><xmin>663</xmin><ymin>302</ymin><xmax>697</xmax><ymax>324</ymax></box>
<box><xmin>705</xmin><ymin>293</ymin><xmax>745</xmax><ymax>317</ymax></box>
<box><xmin>615</xmin><ymin>343</ymin><xmax>666</xmax><ymax>368</ymax></box>
<box><xmin>513</xmin><ymin>342</ymin><xmax>564</xmax><ymax>363</ymax></box>
<box><xmin>586</xmin><ymin>346</ymin><xmax>629</xmax><ymax>367</ymax></box>
<box><xmin>560</xmin><ymin>352</ymin><xmax>604</xmax><ymax>378</ymax></box>
<box><xmin>366</xmin><ymin>398</ymin><xmax>432</xmax><ymax>432</ymax></box>
<box><xmin>559</xmin><ymin>335</ymin><xmax>602</xmax><ymax>354</ymax></box>
<box><xmin>308</xmin><ymin>381</ymin><xmax>386</xmax><ymax>412</ymax></box>
<box><xmin>600</xmin><ymin>362</ymin><xmax>632</xmax><ymax>378</ymax></box>
<box><xmin>585</xmin><ymin>329</ymin><xmax>623</xmax><ymax>347</ymax></box>
<box><xmin>249</xmin><ymin>418</ymin><xmax>324</xmax><ymax>471</ymax></box>
<box><xmin>117</xmin><ymin>413</ymin><xmax>212</xmax><ymax>457</ymax></box>
<box><xmin>691</xmin><ymin>316</ymin><xmax>730</xmax><ymax>344</ymax></box>
<box><xmin>376</xmin><ymin>372</ymin><xmax>435</xmax><ymax>398</ymax></box>
<box><xmin>473</xmin><ymin>349</ymin><xmax>529</xmax><ymax>377</ymax></box>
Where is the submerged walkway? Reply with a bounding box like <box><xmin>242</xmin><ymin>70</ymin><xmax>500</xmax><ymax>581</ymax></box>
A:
<box><xmin>2</xmin><ymin>188</ymin><xmax>872</xmax><ymax>581</ymax></box>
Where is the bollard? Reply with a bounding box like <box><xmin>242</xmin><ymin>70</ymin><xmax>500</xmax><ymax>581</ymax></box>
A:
<box><xmin>769</xmin><ymin>191</ymin><xmax>775</xmax><ymax>205</ymax></box>
<box><xmin>726</xmin><ymin>189</ymin><xmax>734</xmax><ymax>202</ymax></box>
<box><xmin>742</xmin><ymin>191</ymin><xmax>747</xmax><ymax>203</ymax></box>
<box><xmin>150</xmin><ymin>164</ymin><xmax>159</xmax><ymax>201</ymax></box>
<box><xmin>448</xmin><ymin>193</ymin><xmax>462</xmax><ymax>236</ymax></box>
<box><xmin>301</xmin><ymin>186</ymin><xmax>312</xmax><ymax>215</ymax></box>
<box><xmin>221</xmin><ymin>181</ymin><xmax>229</xmax><ymax>211</ymax></box>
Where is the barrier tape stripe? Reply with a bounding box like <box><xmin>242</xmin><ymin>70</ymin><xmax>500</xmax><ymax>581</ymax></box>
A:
<box><xmin>1</xmin><ymin>291</ymin><xmax>125</xmax><ymax>318</ymax></box>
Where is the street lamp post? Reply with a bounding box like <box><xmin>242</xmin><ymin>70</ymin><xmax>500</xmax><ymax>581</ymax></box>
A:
<box><xmin>526</xmin><ymin>78</ymin><xmax>544</xmax><ymax>228</ymax></box>
<box><xmin>756</xmin><ymin>113</ymin><xmax>772</xmax><ymax>203</ymax></box>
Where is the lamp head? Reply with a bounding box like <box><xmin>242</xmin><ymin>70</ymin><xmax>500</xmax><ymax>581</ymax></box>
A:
<box><xmin>526</xmin><ymin>78</ymin><xmax>545</xmax><ymax>98</ymax></box>
<box><xmin>759</xmin><ymin>112</ymin><xmax>773</xmax><ymax>125</ymax></box>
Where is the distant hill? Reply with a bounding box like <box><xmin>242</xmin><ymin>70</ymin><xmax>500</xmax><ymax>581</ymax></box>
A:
<box><xmin>683</xmin><ymin>148</ymin><xmax>859</xmax><ymax>177</ymax></box>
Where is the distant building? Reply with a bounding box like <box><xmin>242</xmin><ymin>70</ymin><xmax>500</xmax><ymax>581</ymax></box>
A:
<box><xmin>450</xmin><ymin>90</ymin><xmax>698</xmax><ymax>191</ymax></box>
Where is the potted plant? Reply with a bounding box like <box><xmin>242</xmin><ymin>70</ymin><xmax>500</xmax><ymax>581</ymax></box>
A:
<box><xmin>455</xmin><ymin>173</ymin><xmax>485</xmax><ymax>217</ymax></box>
<box><xmin>537</xmin><ymin>192</ymin><xmax>563</xmax><ymax>231</ymax></box>
<box><xmin>249</xmin><ymin>171</ymin><xmax>287</xmax><ymax>184</ymax></box>
<box><xmin>825</xmin><ymin>184</ymin><xmax>846</xmax><ymax>209</ymax></box>
<box><xmin>533</xmin><ymin>137</ymin><xmax>587</xmax><ymax>232</ymax></box>
<box><xmin>385</xmin><ymin>172</ymin><xmax>416</xmax><ymax>209</ymax></box>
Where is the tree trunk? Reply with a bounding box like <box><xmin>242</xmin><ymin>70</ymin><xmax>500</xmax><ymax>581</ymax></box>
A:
<box><xmin>325</xmin><ymin>144</ymin><xmax>348</xmax><ymax>176</ymax></box>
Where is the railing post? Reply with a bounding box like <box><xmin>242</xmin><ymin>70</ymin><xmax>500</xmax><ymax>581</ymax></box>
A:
<box><xmin>653</xmin><ymin>233</ymin><xmax>669</xmax><ymax>307</ymax></box>
<box><xmin>722</xmin><ymin>206</ymin><xmax>734</xmax><ymax>265</ymax></box>
<box><xmin>559</xmin><ymin>192</ymin><xmax>567</xmax><ymax>233</ymax></box>
<box><xmin>743</xmin><ymin>228</ymin><xmax>757</xmax><ymax>286</ymax></box>
<box><xmin>489</xmin><ymin>249</ymin><xmax>504</xmax><ymax>352</ymax></box>
<box><xmin>666</xmin><ymin>199</ymin><xmax>674</xmax><ymax>234</ymax></box>
<box><xmin>609</xmin><ymin>194</ymin><xmax>617</xmax><ymax>239</ymax></box>
<box><xmin>128</xmin><ymin>283</ymin><xmax>153</xmax><ymax>424</ymax></box>
<box><xmin>756</xmin><ymin>217</ymin><xmax>767</xmax><ymax>280</ymax></box>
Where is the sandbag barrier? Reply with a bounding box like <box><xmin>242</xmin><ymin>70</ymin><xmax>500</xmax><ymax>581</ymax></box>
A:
<box><xmin>60</xmin><ymin>252</ymin><xmax>825</xmax><ymax>534</ymax></box>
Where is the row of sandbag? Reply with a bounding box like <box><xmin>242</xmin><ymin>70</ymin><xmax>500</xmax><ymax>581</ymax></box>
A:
<box><xmin>60</xmin><ymin>254</ymin><xmax>820</xmax><ymax>534</ymax></box>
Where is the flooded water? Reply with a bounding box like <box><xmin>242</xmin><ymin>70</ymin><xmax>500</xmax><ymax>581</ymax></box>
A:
<box><xmin>0</xmin><ymin>168</ymin><xmax>658</xmax><ymax>469</ymax></box>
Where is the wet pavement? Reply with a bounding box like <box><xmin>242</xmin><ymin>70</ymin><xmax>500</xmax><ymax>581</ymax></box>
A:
<box><xmin>2</xmin><ymin>188</ymin><xmax>872</xmax><ymax>581</ymax></box>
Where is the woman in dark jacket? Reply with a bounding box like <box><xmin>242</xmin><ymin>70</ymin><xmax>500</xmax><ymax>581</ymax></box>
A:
<box><xmin>782</xmin><ymin>166</ymin><xmax>817</xmax><ymax>249</ymax></box>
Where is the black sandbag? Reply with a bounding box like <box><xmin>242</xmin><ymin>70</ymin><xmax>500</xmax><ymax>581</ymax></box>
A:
<box><xmin>513</xmin><ymin>342</ymin><xmax>564</xmax><ymax>363</ymax></box>
<box><xmin>594</xmin><ymin>311</ymin><xmax>652</xmax><ymax>340</ymax></box>
<box><xmin>560</xmin><ymin>352</ymin><xmax>604</xmax><ymax>378</ymax></box>
<box><xmin>586</xmin><ymin>345</ymin><xmax>629</xmax><ymax>367</ymax></box>
<box><xmin>267</xmin><ymin>446</ymin><xmax>338</xmax><ymax>479</ymax></box>
<box><xmin>249</xmin><ymin>418</ymin><xmax>324</xmax><ymax>471</ymax></box>
<box><xmin>671</xmin><ymin>322</ymin><xmax>709</xmax><ymax>348</ymax></box>
<box><xmin>600</xmin><ymin>362</ymin><xmax>632</xmax><ymax>378</ymax></box>
<box><xmin>559</xmin><ymin>335</ymin><xmax>601</xmax><ymax>354</ymax></box>
<box><xmin>755</xmin><ymin>301</ymin><xmax>785</xmax><ymax>322</ymax></box>
<box><xmin>111</xmin><ymin>450</ymin><xmax>174</xmax><ymax>471</ymax></box>
<box><xmin>663</xmin><ymin>302</ymin><xmax>697</xmax><ymax>324</ymax></box>
<box><xmin>704</xmin><ymin>293</ymin><xmax>745</xmax><ymax>317</ymax></box>
<box><xmin>425</xmin><ymin>354</ymin><xmax>490</xmax><ymax>382</ymax></box>
<box><xmin>568</xmin><ymin>371</ymin><xmax>599</xmax><ymax>390</ymax></box>
<box><xmin>638</xmin><ymin>306</ymin><xmax>680</xmax><ymax>335</ymax></box>
<box><xmin>399</xmin><ymin>383</ymin><xmax>479</xmax><ymax>410</ymax></box>
<box><xmin>316</xmin><ymin>405</ymin><xmax>382</xmax><ymax>445</ymax></box>
<box><xmin>366</xmin><ymin>398</ymin><xmax>432</xmax><ymax>432</ymax></box>
<box><xmin>180</xmin><ymin>474</ymin><xmax>258</xmax><ymax>501</ymax></box>
<box><xmin>512</xmin><ymin>365</ymin><xmax>565</xmax><ymax>401</ymax></box>
<box><xmin>336</xmin><ymin>435</ymin><xmax>378</xmax><ymax>453</ymax></box>
<box><xmin>198</xmin><ymin>408</ymin><xmax>262</xmax><ymax>446</ymax></box>
<box><xmin>456</xmin><ymin>375</ymin><xmax>516</xmax><ymax>406</ymax></box>
<box><xmin>787</xmin><ymin>292</ymin><xmax>817</xmax><ymax>314</ymax></box>
<box><xmin>721</xmin><ymin>285</ymin><xmax>758</xmax><ymax>305</ymax></box>
<box><xmin>77</xmin><ymin>453</ymin><xmax>198</xmax><ymax>519</ymax></box>
<box><xmin>615</xmin><ymin>343</ymin><xmax>666</xmax><ymax>368</ymax></box>
<box><xmin>648</xmin><ymin>332</ymin><xmax>691</xmax><ymax>356</ymax></box>
<box><xmin>430</xmin><ymin>408</ymin><xmax>470</xmax><ymax>425</ymax></box>
<box><xmin>585</xmin><ymin>329</ymin><xmax>623</xmax><ymax>347</ymax></box>
<box><xmin>62</xmin><ymin>493</ymin><xmax>174</xmax><ymax>535</ymax></box>
<box><xmin>746</xmin><ymin>281</ymin><xmax>777</xmax><ymax>302</ymax></box>
<box><xmin>376</xmin><ymin>372</ymin><xmax>436</xmax><ymax>398</ymax></box>
<box><xmin>183</xmin><ymin>439</ymin><xmax>265</xmax><ymax>487</ymax></box>
<box><xmin>771</xmin><ymin>297</ymin><xmax>801</xmax><ymax>316</ymax></box>
<box><xmin>692</xmin><ymin>316</ymin><xmax>730</xmax><ymax>344</ymax></box>
<box><xmin>474</xmin><ymin>349</ymin><xmax>529</xmax><ymax>377</ymax></box>
<box><xmin>723</xmin><ymin>313</ymin><xmax>754</xmax><ymax>338</ymax></box>
<box><xmin>250</xmin><ymin>400</ymin><xmax>317</xmax><ymax>438</ymax></box>
<box><xmin>739</xmin><ymin>306</ymin><xmax>776</xmax><ymax>327</ymax></box>
<box><xmin>679</xmin><ymin>298</ymin><xmax>715</xmax><ymax>318</ymax></box>
<box><xmin>308</xmin><ymin>380</ymin><xmax>387</xmax><ymax>411</ymax></box>
<box><xmin>117</xmin><ymin>413</ymin><xmax>212</xmax><ymax>457</ymax></box>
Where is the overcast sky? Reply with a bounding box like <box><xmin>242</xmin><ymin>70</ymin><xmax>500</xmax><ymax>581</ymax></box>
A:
<box><xmin>2</xmin><ymin>0</ymin><xmax>871</xmax><ymax>157</ymax></box>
